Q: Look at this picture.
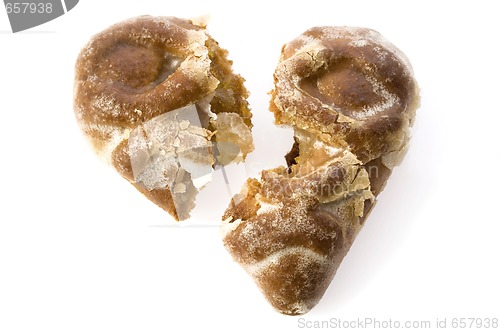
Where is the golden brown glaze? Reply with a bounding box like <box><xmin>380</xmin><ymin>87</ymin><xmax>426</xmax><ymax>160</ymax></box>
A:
<box><xmin>74</xmin><ymin>16</ymin><xmax>253</xmax><ymax>220</ymax></box>
<box><xmin>222</xmin><ymin>27</ymin><xmax>419</xmax><ymax>315</ymax></box>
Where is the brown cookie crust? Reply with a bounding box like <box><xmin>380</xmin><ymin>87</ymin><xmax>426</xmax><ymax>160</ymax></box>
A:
<box><xmin>223</xmin><ymin>27</ymin><xmax>419</xmax><ymax>315</ymax></box>
<box><xmin>74</xmin><ymin>16</ymin><xmax>253</xmax><ymax>220</ymax></box>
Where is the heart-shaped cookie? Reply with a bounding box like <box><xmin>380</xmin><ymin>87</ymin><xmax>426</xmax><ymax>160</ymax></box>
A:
<box><xmin>74</xmin><ymin>17</ymin><xmax>419</xmax><ymax>315</ymax></box>
<box><xmin>222</xmin><ymin>26</ymin><xmax>419</xmax><ymax>315</ymax></box>
<box><xmin>74</xmin><ymin>16</ymin><xmax>253</xmax><ymax>220</ymax></box>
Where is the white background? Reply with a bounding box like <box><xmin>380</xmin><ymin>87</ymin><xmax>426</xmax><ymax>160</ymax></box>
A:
<box><xmin>1</xmin><ymin>1</ymin><xmax>499</xmax><ymax>331</ymax></box>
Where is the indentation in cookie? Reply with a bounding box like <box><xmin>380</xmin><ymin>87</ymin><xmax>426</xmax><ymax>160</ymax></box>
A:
<box><xmin>104</xmin><ymin>43</ymin><xmax>182</xmax><ymax>93</ymax></box>
<box><xmin>300</xmin><ymin>58</ymin><xmax>382</xmax><ymax>113</ymax></box>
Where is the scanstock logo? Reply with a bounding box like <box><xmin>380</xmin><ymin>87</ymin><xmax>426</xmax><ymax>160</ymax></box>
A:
<box><xmin>3</xmin><ymin>0</ymin><xmax>79</xmax><ymax>32</ymax></box>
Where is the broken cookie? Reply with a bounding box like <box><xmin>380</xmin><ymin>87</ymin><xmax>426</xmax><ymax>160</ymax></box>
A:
<box><xmin>222</xmin><ymin>26</ymin><xmax>420</xmax><ymax>315</ymax></box>
<box><xmin>74</xmin><ymin>16</ymin><xmax>253</xmax><ymax>220</ymax></box>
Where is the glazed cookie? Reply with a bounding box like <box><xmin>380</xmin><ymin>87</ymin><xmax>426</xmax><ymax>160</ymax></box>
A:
<box><xmin>222</xmin><ymin>27</ymin><xmax>419</xmax><ymax>315</ymax></box>
<box><xmin>74</xmin><ymin>16</ymin><xmax>253</xmax><ymax>220</ymax></box>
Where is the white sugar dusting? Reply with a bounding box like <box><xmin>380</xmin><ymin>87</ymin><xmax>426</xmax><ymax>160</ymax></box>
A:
<box><xmin>365</xmin><ymin>29</ymin><xmax>414</xmax><ymax>76</ymax></box>
<box><xmin>256</xmin><ymin>200</ymin><xmax>282</xmax><ymax>215</ymax></box>
<box><xmin>349</xmin><ymin>39</ymin><xmax>368</xmax><ymax>47</ymax></box>
<box><xmin>244</xmin><ymin>246</ymin><xmax>329</xmax><ymax>275</ymax></box>
<box><xmin>91</xmin><ymin>94</ymin><xmax>121</xmax><ymax>117</ymax></box>
<box><xmin>220</xmin><ymin>217</ymin><xmax>242</xmax><ymax>238</ymax></box>
<box><xmin>353</xmin><ymin>74</ymin><xmax>400</xmax><ymax>120</ymax></box>
<box><xmin>318</xmin><ymin>26</ymin><xmax>414</xmax><ymax>77</ymax></box>
<box><xmin>293</xmin><ymin>34</ymin><xmax>323</xmax><ymax>53</ymax></box>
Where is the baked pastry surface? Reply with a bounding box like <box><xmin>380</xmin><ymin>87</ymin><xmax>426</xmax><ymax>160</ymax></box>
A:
<box><xmin>222</xmin><ymin>26</ymin><xmax>419</xmax><ymax>315</ymax></box>
<box><xmin>74</xmin><ymin>16</ymin><xmax>253</xmax><ymax>220</ymax></box>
